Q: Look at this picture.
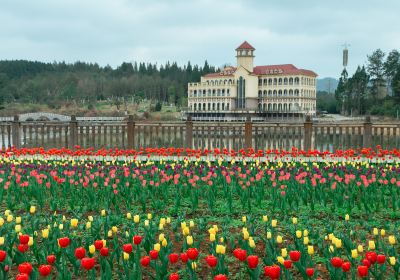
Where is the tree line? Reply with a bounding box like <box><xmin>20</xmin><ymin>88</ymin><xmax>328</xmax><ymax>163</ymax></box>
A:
<box><xmin>335</xmin><ymin>49</ymin><xmax>400</xmax><ymax>117</ymax></box>
<box><xmin>0</xmin><ymin>60</ymin><xmax>217</xmax><ymax>109</ymax></box>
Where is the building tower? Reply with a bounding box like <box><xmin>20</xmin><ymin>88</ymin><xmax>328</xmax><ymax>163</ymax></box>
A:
<box><xmin>236</xmin><ymin>41</ymin><xmax>255</xmax><ymax>72</ymax></box>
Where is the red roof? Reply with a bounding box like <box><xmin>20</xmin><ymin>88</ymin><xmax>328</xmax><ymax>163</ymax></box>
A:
<box><xmin>236</xmin><ymin>41</ymin><xmax>255</xmax><ymax>50</ymax></box>
<box><xmin>203</xmin><ymin>64</ymin><xmax>317</xmax><ymax>79</ymax></box>
<box><xmin>253</xmin><ymin>64</ymin><xmax>317</xmax><ymax>77</ymax></box>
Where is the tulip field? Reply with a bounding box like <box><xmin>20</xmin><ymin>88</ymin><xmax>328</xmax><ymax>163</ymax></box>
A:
<box><xmin>0</xmin><ymin>147</ymin><xmax>399</xmax><ymax>279</ymax></box>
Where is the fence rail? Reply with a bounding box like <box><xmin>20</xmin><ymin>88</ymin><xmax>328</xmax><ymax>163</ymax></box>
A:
<box><xmin>0</xmin><ymin>115</ymin><xmax>399</xmax><ymax>151</ymax></box>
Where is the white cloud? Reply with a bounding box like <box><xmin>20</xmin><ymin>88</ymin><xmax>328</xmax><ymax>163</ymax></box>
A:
<box><xmin>0</xmin><ymin>0</ymin><xmax>399</xmax><ymax>77</ymax></box>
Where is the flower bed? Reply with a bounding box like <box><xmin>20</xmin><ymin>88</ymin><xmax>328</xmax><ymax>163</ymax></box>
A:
<box><xmin>0</xmin><ymin>154</ymin><xmax>399</xmax><ymax>279</ymax></box>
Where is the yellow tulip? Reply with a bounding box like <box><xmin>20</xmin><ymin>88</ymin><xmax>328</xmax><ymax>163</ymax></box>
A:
<box><xmin>303</xmin><ymin>237</ymin><xmax>309</xmax><ymax>245</ymax></box>
<box><xmin>209</xmin><ymin>228</ymin><xmax>216</xmax><ymax>235</ymax></box>
<box><xmin>267</xmin><ymin>232</ymin><xmax>272</xmax><ymax>239</ymax></box>
<box><xmin>191</xmin><ymin>262</ymin><xmax>197</xmax><ymax>270</ymax></box>
<box><xmin>345</xmin><ymin>214</ymin><xmax>349</xmax><ymax>221</ymax></box>
<box><xmin>154</xmin><ymin>243</ymin><xmax>161</xmax><ymax>252</ymax></box>
<box><xmin>147</xmin><ymin>213</ymin><xmax>152</xmax><ymax>220</ymax></box>
<box><xmin>249</xmin><ymin>238</ymin><xmax>255</xmax><ymax>248</ymax></box>
<box><xmin>144</xmin><ymin>220</ymin><xmax>149</xmax><ymax>227</ymax></box>
<box><xmin>86</xmin><ymin>222</ymin><xmax>91</xmax><ymax>230</ymax></box>
<box><xmin>373</xmin><ymin>228</ymin><xmax>378</xmax><ymax>235</ymax></box>
<box><xmin>296</xmin><ymin>230</ymin><xmax>302</xmax><ymax>238</ymax></box>
<box><xmin>380</xmin><ymin>229</ymin><xmax>385</xmax><ymax>237</ymax></box>
<box><xmin>243</xmin><ymin>229</ymin><xmax>249</xmax><ymax>240</ymax></box>
<box><xmin>42</xmin><ymin>229</ymin><xmax>49</xmax><ymax>238</ymax></box>
<box><xmin>389</xmin><ymin>235</ymin><xmax>396</xmax><ymax>245</ymax></box>
<box><xmin>0</xmin><ymin>218</ymin><xmax>4</xmax><ymax>227</ymax></box>
<box><xmin>329</xmin><ymin>245</ymin><xmax>334</xmax><ymax>253</ymax></box>
<box><xmin>281</xmin><ymin>248</ymin><xmax>287</xmax><ymax>258</ymax></box>
<box><xmin>162</xmin><ymin>238</ymin><xmax>168</xmax><ymax>247</ymax></box>
<box><xmin>16</xmin><ymin>217</ymin><xmax>21</xmax><ymax>224</ymax></box>
<box><xmin>134</xmin><ymin>215</ymin><xmax>140</xmax><ymax>223</ymax></box>
<box><xmin>351</xmin><ymin>249</ymin><xmax>358</xmax><ymax>259</ymax></box>
<box><xmin>0</xmin><ymin>237</ymin><xmax>4</xmax><ymax>246</ymax></box>
<box><xmin>277</xmin><ymin>256</ymin><xmax>284</xmax><ymax>264</ymax></box>
<box><xmin>166</xmin><ymin>217</ymin><xmax>171</xmax><ymax>224</ymax></box>
<box><xmin>15</xmin><ymin>225</ymin><xmax>21</xmax><ymax>233</ymax></box>
<box><xmin>335</xmin><ymin>239</ymin><xmax>342</xmax><ymax>248</ymax></box>
<box><xmin>292</xmin><ymin>217</ymin><xmax>298</xmax><ymax>224</ymax></box>
<box><xmin>70</xmin><ymin>219</ymin><xmax>78</xmax><ymax>228</ymax></box>
<box><xmin>271</xmin><ymin>220</ymin><xmax>277</xmax><ymax>228</ymax></box>
<box><xmin>4</xmin><ymin>210</ymin><xmax>10</xmax><ymax>217</ymax></box>
<box><xmin>102</xmin><ymin>240</ymin><xmax>106</xmax><ymax>247</ymax></box>
<box><xmin>112</xmin><ymin>226</ymin><xmax>118</xmax><ymax>233</ymax></box>
<box><xmin>216</xmin><ymin>244</ymin><xmax>226</xmax><ymax>254</ymax></box>
<box><xmin>189</xmin><ymin>220</ymin><xmax>194</xmax><ymax>228</ymax></box>
<box><xmin>262</xmin><ymin>215</ymin><xmax>268</xmax><ymax>222</ymax></box>
<box><xmin>186</xmin><ymin>235</ymin><xmax>193</xmax><ymax>245</ymax></box>
<box><xmin>276</xmin><ymin>235</ymin><xmax>283</xmax><ymax>244</ymax></box>
<box><xmin>308</xmin><ymin>245</ymin><xmax>314</xmax><ymax>255</ymax></box>
<box><xmin>389</xmin><ymin>257</ymin><xmax>396</xmax><ymax>266</ymax></box>
<box><xmin>6</xmin><ymin>215</ymin><xmax>13</xmax><ymax>223</ymax></box>
<box><xmin>368</xmin><ymin>240</ymin><xmax>375</xmax><ymax>250</ymax></box>
<box><xmin>357</xmin><ymin>244</ymin><xmax>364</xmax><ymax>253</ymax></box>
<box><xmin>126</xmin><ymin>213</ymin><xmax>132</xmax><ymax>220</ymax></box>
<box><xmin>88</xmin><ymin>215</ymin><xmax>93</xmax><ymax>222</ymax></box>
<box><xmin>210</xmin><ymin>233</ymin><xmax>216</xmax><ymax>242</ymax></box>
<box><xmin>123</xmin><ymin>252</ymin><xmax>129</xmax><ymax>260</ymax></box>
<box><xmin>107</xmin><ymin>230</ymin><xmax>112</xmax><ymax>237</ymax></box>
<box><xmin>30</xmin><ymin>206</ymin><xmax>36</xmax><ymax>214</ymax></box>
<box><xmin>328</xmin><ymin>233</ymin><xmax>334</xmax><ymax>241</ymax></box>
<box><xmin>219</xmin><ymin>237</ymin><xmax>224</xmax><ymax>243</ymax></box>
<box><xmin>242</xmin><ymin>216</ymin><xmax>247</xmax><ymax>223</ymax></box>
<box><xmin>89</xmin><ymin>245</ymin><xmax>96</xmax><ymax>254</ymax></box>
<box><xmin>303</xmin><ymin>230</ymin><xmax>309</xmax><ymax>237</ymax></box>
<box><xmin>58</xmin><ymin>224</ymin><xmax>63</xmax><ymax>230</ymax></box>
<box><xmin>159</xmin><ymin>233</ymin><xmax>165</xmax><ymax>242</ymax></box>
<box><xmin>183</xmin><ymin>227</ymin><xmax>190</xmax><ymax>236</ymax></box>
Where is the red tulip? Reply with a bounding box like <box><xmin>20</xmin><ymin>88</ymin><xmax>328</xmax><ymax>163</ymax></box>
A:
<box><xmin>289</xmin><ymin>251</ymin><xmax>301</xmax><ymax>262</ymax></box>
<box><xmin>150</xmin><ymin>250</ymin><xmax>159</xmax><ymax>260</ymax></box>
<box><xmin>0</xmin><ymin>250</ymin><xmax>6</xmax><ymax>262</ymax></box>
<box><xmin>206</xmin><ymin>255</ymin><xmax>218</xmax><ymax>268</ymax></box>
<box><xmin>18</xmin><ymin>262</ymin><xmax>33</xmax><ymax>275</ymax></box>
<box><xmin>19</xmin><ymin>234</ymin><xmax>30</xmax><ymax>245</ymax></box>
<box><xmin>39</xmin><ymin>265</ymin><xmax>52</xmax><ymax>276</ymax></box>
<box><xmin>377</xmin><ymin>254</ymin><xmax>386</xmax><ymax>264</ymax></box>
<box><xmin>47</xmin><ymin>255</ymin><xmax>56</xmax><ymax>265</ymax></box>
<box><xmin>362</xmin><ymin>259</ymin><xmax>371</xmax><ymax>268</ymax></box>
<box><xmin>283</xmin><ymin>260</ymin><xmax>292</xmax><ymax>269</ymax></box>
<box><xmin>214</xmin><ymin>274</ymin><xmax>227</xmax><ymax>280</ymax></box>
<box><xmin>17</xmin><ymin>244</ymin><xmax>28</xmax><ymax>253</ymax></box>
<box><xmin>16</xmin><ymin>274</ymin><xmax>29</xmax><ymax>280</ymax></box>
<box><xmin>94</xmin><ymin>240</ymin><xmax>104</xmax><ymax>250</ymax></box>
<box><xmin>233</xmin><ymin>248</ymin><xmax>247</xmax><ymax>262</ymax></box>
<box><xmin>366</xmin><ymin>252</ymin><xmax>377</xmax><ymax>264</ymax></box>
<box><xmin>123</xmin><ymin>243</ymin><xmax>133</xmax><ymax>254</ymax></box>
<box><xmin>264</xmin><ymin>265</ymin><xmax>280</xmax><ymax>279</ymax></box>
<box><xmin>357</xmin><ymin>266</ymin><xmax>368</xmax><ymax>278</ymax></box>
<box><xmin>81</xmin><ymin>257</ymin><xmax>95</xmax><ymax>270</ymax></box>
<box><xmin>133</xmin><ymin>235</ymin><xmax>142</xmax><ymax>245</ymax></box>
<box><xmin>186</xmin><ymin>248</ymin><xmax>199</xmax><ymax>260</ymax></box>
<box><xmin>169</xmin><ymin>273</ymin><xmax>180</xmax><ymax>280</ymax></box>
<box><xmin>306</xmin><ymin>268</ymin><xmax>315</xmax><ymax>277</ymax></box>
<box><xmin>331</xmin><ymin>257</ymin><xmax>343</xmax><ymax>268</ymax></box>
<box><xmin>58</xmin><ymin>237</ymin><xmax>70</xmax><ymax>248</ymax></box>
<box><xmin>141</xmin><ymin>256</ymin><xmax>151</xmax><ymax>267</ymax></box>
<box><xmin>180</xmin><ymin>253</ymin><xmax>188</xmax><ymax>263</ymax></box>
<box><xmin>100</xmin><ymin>247</ymin><xmax>109</xmax><ymax>257</ymax></box>
<box><xmin>75</xmin><ymin>247</ymin><xmax>86</xmax><ymax>259</ymax></box>
<box><xmin>169</xmin><ymin>253</ymin><xmax>179</xmax><ymax>264</ymax></box>
<box><xmin>341</xmin><ymin>262</ymin><xmax>351</xmax><ymax>272</ymax></box>
<box><xmin>247</xmin><ymin>255</ymin><xmax>259</xmax><ymax>269</ymax></box>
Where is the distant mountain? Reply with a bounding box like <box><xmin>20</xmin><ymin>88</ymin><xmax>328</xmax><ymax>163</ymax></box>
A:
<box><xmin>317</xmin><ymin>78</ymin><xmax>338</xmax><ymax>93</ymax></box>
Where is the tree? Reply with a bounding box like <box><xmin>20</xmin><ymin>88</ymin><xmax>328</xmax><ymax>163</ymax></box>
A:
<box><xmin>384</xmin><ymin>49</ymin><xmax>400</xmax><ymax>94</ymax></box>
<box><xmin>367</xmin><ymin>49</ymin><xmax>386</xmax><ymax>99</ymax></box>
<box><xmin>347</xmin><ymin>66</ymin><xmax>369</xmax><ymax>115</ymax></box>
<box><xmin>155</xmin><ymin>101</ymin><xmax>162</xmax><ymax>112</ymax></box>
<box><xmin>335</xmin><ymin>69</ymin><xmax>348</xmax><ymax>114</ymax></box>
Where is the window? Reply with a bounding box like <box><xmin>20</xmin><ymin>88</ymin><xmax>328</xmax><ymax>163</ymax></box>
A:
<box><xmin>222</xmin><ymin>103</ymin><xmax>225</xmax><ymax>110</ymax></box>
<box><xmin>273</xmin><ymin>78</ymin><xmax>277</xmax><ymax>85</ymax></box>
<box><xmin>236</xmin><ymin>76</ymin><xmax>246</xmax><ymax>109</ymax></box>
<box><xmin>208</xmin><ymin>90</ymin><xmax>211</xmax><ymax>97</ymax></box>
<box><xmin>268</xmin><ymin>79</ymin><xmax>273</xmax><ymax>85</ymax></box>
<box><xmin>278</xmin><ymin>78</ymin><xmax>282</xmax><ymax>85</ymax></box>
<box><xmin>208</xmin><ymin>103</ymin><xmax>211</xmax><ymax>110</ymax></box>
<box><xmin>284</xmin><ymin>78</ymin><xmax>288</xmax><ymax>85</ymax></box>
<box><xmin>193</xmin><ymin>104</ymin><xmax>197</xmax><ymax>111</ymax></box>
<box><xmin>226</xmin><ymin>103</ymin><xmax>230</xmax><ymax>110</ymax></box>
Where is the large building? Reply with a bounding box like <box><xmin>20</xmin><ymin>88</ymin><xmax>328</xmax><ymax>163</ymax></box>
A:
<box><xmin>186</xmin><ymin>41</ymin><xmax>317</xmax><ymax>121</ymax></box>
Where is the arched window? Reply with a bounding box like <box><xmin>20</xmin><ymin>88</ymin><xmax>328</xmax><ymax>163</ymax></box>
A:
<box><xmin>288</xmin><ymin>103</ymin><xmax>292</xmax><ymax>111</ymax></box>
<box><xmin>222</xmin><ymin>103</ymin><xmax>225</xmax><ymax>110</ymax></box>
<box><xmin>268</xmin><ymin>104</ymin><xmax>272</xmax><ymax>111</ymax></box>
<box><xmin>284</xmin><ymin>89</ymin><xmax>287</xmax><ymax>95</ymax></box>
<box><xmin>227</xmin><ymin>89</ymin><xmax>230</xmax><ymax>96</ymax></box>
<box><xmin>295</xmin><ymin>89</ymin><xmax>299</xmax><ymax>96</ymax></box>
<box><xmin>278</xmin><ymin>103</ymin><xmax>282</xmax><ymax>111</ymax></box>
<box><xmin>273</xmin><ymin>104</ymin><xmax>277</xmax><ymax>111</ymax></box>
<box><xmin>217</xmin><ymin>89</ymin><xmax>221</xmax><ymax>97</ymax></box>
<box><xmin>258</xmin><ymin>79</ymin><xmax>262</xmax><ymax>86</ymax></box>
<box><xmin>217</xmin><ymin>103</ymin><xmax>220</xmax><ymax>110</ymax></box>
<box><xmin>258</xmin><ymin>90</ymin><xmax>262</xmax><ymax>98</ymax></box>
<box><xmin>278</xmin><ymin>78</ymin><xmax>282</xmax><ymax>85</ymax></box>
<box><xmin>203</xmin><ymin>90</ymin><xmax>206</xmax><ymax>97</ymax></box>
<box><xmin>228</xmin><ymin>79</ymin><xmax>232</xmax><ymax>85</ymax></box>
<box><xmin>262</xmin><ymin>103</ymin><xmax>266</xmax><ymax>111</ymax></box>
<box><xmin>294</xmin><ymin>77</ymin><xmax>299</xmax><ymax>85</ymax></box>
<box><xmin>212</xmin><ymin>89</ymin><xmax>216</xmax><ymax>97</ymax></box>
<box><xmin>224</xmin><ymin>79</ymin><xmax>227</xmax><ymax>85</ymax></box>
<box><xmin>278</xmin><ymin>90</ymin><xmax>282</xmax><ymax>95</ymax></box>
<box><xmin>284</xmin><ymin>78</ymin><xmax>288</xmax><ymax>85</ymax></box>
<box><xmin>268</xmin><ymin>78</ymin><xmax>273</xmax><ymax>85</ymax></box>
<box><xmin>273</xmin><ymin>78</ymin><xmax>277</xmax><ymax>85</ymax></box>
<box><xmin>208</xmin><ymin>90</ymin><xmax>211</xmax><ymax>96</ymax></box>
<box><xmin>221</xmin><ymin>89</ymin><xmax>225</xmax><ymax>96</ymax></box>
<box><xmin>226</xmin><ymin>103</ymin><xmax>230</xmax><ymax>110</ymax></box>
<box><xmin>283</xmin><ymin>103</ymin><xmax>287</xmax><ymax>111</ymax></box>
<box><xmin>268</xmin><ymin>90</ymin><xmax>272</xmax><ymax>96</ymax></box>
<box><xmin>258</xmin><ymin>103</ymin><xmax>262</xmax><ymax>111</ymax></box>
<box><xmin>193</xmin><ymin>90</ymin><xmax>197</xmax><ymax>97</ymax></box>
<box><xmin>289</xmin><ymin>89</ymin><xmax>293</xmax><ymax>96</ymax></box>
<box><xmin>263</xmin><ymin>78</ymin><xmax>268</xmax><ymax>85</ymax></box>
<box><xmin>207</xmin><ymin>103</ymin><xmax>211</xmax><ymax>110</ymax></box>
<box><xmin>263</xmin><ymin>90</ymin><xmax>267</xmax><ymax>96</ymax></box>
<box><xmin>289</xmin><ymin>78</ymin><xmax>293</xmax><ymax>85</ymax></box>
<box><xmin>273</xmin><ymin>90</ymin><xmax>277</xmax><ymax>96</ymax></box>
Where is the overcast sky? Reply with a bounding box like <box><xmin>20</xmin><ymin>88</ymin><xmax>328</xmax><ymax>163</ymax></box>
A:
<box><xmin>1</xmin><ymin>0</ymin><xmax>399</xmax><ymax>78</ymax></box>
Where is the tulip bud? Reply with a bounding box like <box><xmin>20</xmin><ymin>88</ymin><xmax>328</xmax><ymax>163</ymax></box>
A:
<box><xmin>88</xmin><ymin>216</ymin><xmax>93</xmax><ymax>222</ymax></box>
<box><xmin>389</xmin><ymin>257</ymin><xmax>396</xmax><ymax>266</ymax></box>
<box><xmin>277</xmin><ymin>256</ymin><xmax>284</xmax><ymax>264</ymax></box>
<box><xmin>147</xmin><ymin>213</ymin><xmax>152</xmax><ymax>220</ymax></box>
<box><xmin>126</xmin><ymin>213</ymin><xmax>132</xmax><ymax>220</ymax></box>
<box><xmin>0</xmin><ymin>237</ymin><xmax>4</xmax><ymax>246</ymax></box>
<box><xmin>101</xmin><ymin>210</ymin><xmax>106</xmax><ymax>216</ymax></box>
<box><xmin>267</xmin><ymin>232</ymin><xmax>272</xmax><ymax>239</ymax></box>
<box><xmin>162</xmin><ymin>238</ymin><xmax>168</xmax><ymax>247</ymax></box>
<box><xmin>296</xmin><ymin>230</ymin><xmax>302</xmax><ymax>238</ymax></box>
<box><xmin>210</xmin><ymin>234</ymin><xmax>216</xmax><ymax>242</ymax></box>
<box><xmin>292</xmin><ymin>217</ymin><xmax>298</xmax><ymax>224</ymax></box>
<box><xmin>368</xmin><ymin>240</ymin><xmax>375</xmax><ymax>250</ymax></box>
<box><xmin>186</xmin><ymin>236</ymin><xmax>193</xmax><ymax>245</ymax></box>
<box><xmin>357</xmin><ymin>245</ymin><xmax>363</xmax><ymax>253</ymax></box>
<box><xmin>123</xmin><ymin>252</ymin><xmax>129</xmax><ymax>260</ymax></box>
<box><xmin>7</xmin><ymin>215</ymin><xmax>13</xmax><ymax>222</ymax></box>
<box><xmin>15</xmin><ymin>225</ymin><xmax>21</xmax><ymax>233</ymax></box>
<box><xmin>154</xmin><ymin>243</ymin><xmax>161</xmax><ymax>252</ymax></box>
<box><xmin>89</xmin><ymin>245</ymin><xmax>95</xmax><ymax>254</ymax></box>
<box><xmin>159</xmin><ymin>234</ymin><xmax>165</xmax><ymax>242</ymax></box>
<box><xmin>308</xmin><ymin>246</ymin><xmax>314</xmax><ymax>255</ymax></box>
<box><xmin>112</xmin><ymin>226</ymin><xmax>118</xmax><ymax>233</ymax></box>
<box><xmin>189</xmin><ymin>220</ymin><xmax>194</xmax><ymax>228</ymax></box>
<box><xmin>86</xmin><ymin>222</ymin><xmax>91</xmax><ymax>230</ymax></box>
<box><xmin>351</xmin><ymin>249</ymin><xmax>358</xmax><ymax>259</ymax></box>
<box><xmin>380</xmin><ymin>229</ymin><xmax>385</xmax><ymax>237</ymax></box>
<box><xmin>373</xmin><ymin>228</ymin><xmax>378</xmax><ymax>235</ymax></box>
<box><xmin>281</xmin><ymin>248</ymin><xmax>287</xmax><ymax>257</ymax></box>
<box><xmin>30</xmin><ymin>206</ymin><xmax>36</xmax><ymax>214</ymax></box>
<box><xmin>262</xmin><ymin>215</ymin><xmax>268</xmax><ymax>222</ymax></box>
<box><xmin>388</xmin><ymin>235</ymin><xmax>396</xmax><ymax>245</ymax></box>
<box><xmin>271</xmin><ymin>220</ymin><xmax>277</xmax><ymax>228</ymax></box>
<box><xmin>345</xmin><ymin>214</ymin><xmax>349</xmax><ymax>221</ymax></box>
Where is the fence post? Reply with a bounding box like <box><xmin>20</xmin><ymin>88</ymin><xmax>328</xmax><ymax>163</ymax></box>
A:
<box><xmin>69</xmin><ymin>115</ymin><xmax>78</xmax><ymax>149</ymax></box>
<box><xmin>363</xmin><ymin>115</ymin><xmax>372</xmax><ymax>148</ymax></box>
<box><xmin>12</xmin><ymin>115</ymin><xmax>21</xmax><ymax>149</ymax></box>
<box><xmin>185</xmin><ymin>115</ymin><xmax>193</xmax><ymax>149</ymax></box>
<box><xmin>245</xmin><ymin>116</ymin><xmax>252</xmax><ymax>149</ymax></box>
<box><xmin>127</xmin><ymin>115</ymin><xmax>135</xmax><ymax>149</ymax></box>
<box><xmin>303</xmin><ymin>115</ymin><xmax>313</xmax><ymax>151</ymax></box>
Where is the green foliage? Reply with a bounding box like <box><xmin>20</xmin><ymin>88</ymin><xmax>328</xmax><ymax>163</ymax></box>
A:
<box><xmin>0</xmin><ymin>60</ymin><xmax>217</xmax><ymax>107</ymax></box>
<box><xmin>154</xmin><ymin>102</ymin><xmax>162</xmax><ymax>112</ymax></box>
<box><xmin>316</xmin><ymin>91</ymin><xmax>338</xmax><ymax>113</ymax></box>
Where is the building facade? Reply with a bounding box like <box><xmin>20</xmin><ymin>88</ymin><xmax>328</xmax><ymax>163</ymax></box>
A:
<box><xmin>186</xmin><ymin>41</ymin><xmax>317</xmax><ymax>121</ymax></box>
